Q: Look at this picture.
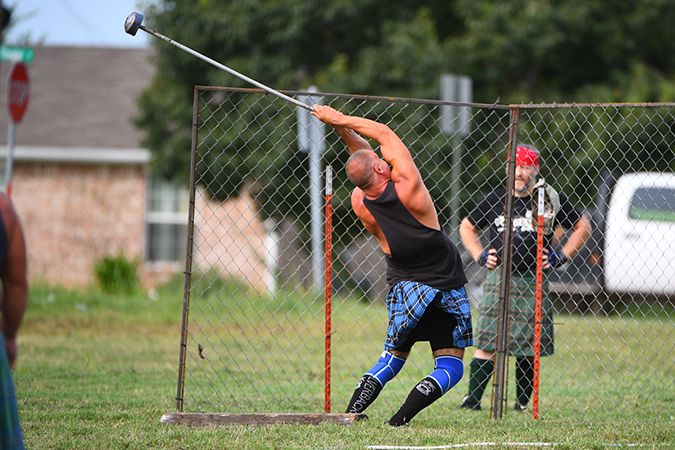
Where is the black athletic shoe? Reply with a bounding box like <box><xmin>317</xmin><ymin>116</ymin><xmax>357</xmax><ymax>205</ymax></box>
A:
<box><xmin>513</xmin><ymin>402</ymin><xmax>527</xmax><ymax>412</ymax></box>
<box><xmin>458</xmin><ymin>395</ymin><xmax>482</xmax><ymax>411</ymax></box>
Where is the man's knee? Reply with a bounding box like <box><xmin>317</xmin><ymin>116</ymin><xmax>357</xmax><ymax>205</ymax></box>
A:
<box><xmin>366</xmin><ymin>351</ymin><xmax>406</xmax><ymax>387</ymax></box>
<box><xmin>473</xmin><ymin>349</ymin><xmax>495</xmax><ymax>361</ymax></box>
<box><xmin>433</xmin><ymin>347</ymin><xmax>465</xmax><ymax>359</ymax></box>
<box><xmin>428</xmin><ymin>355</ymin><xmax>464</xmax><ymax>395</ymax></box>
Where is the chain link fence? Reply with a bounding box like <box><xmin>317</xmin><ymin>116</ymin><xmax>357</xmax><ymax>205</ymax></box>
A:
<box><xmin>175</xmin><ymin>86</ymin><xmax>675</xmax><ymax>422</ymax></box>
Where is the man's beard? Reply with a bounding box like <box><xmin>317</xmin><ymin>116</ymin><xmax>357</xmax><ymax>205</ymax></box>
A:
<box><xmin>515</xmin><ymin>177</ymin><xmax>535</xmax><ymax>195</ymax></box>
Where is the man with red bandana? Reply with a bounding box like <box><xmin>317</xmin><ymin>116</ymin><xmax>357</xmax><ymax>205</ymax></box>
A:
<box><xmin>458</xmin><ymin>144</ymin><xmax>592</xmax><ymax>412</ymax></box>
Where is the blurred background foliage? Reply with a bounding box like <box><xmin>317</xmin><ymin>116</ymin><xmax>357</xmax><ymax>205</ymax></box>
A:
<box><xmin>134</xmin><ymin>0</ymin><xmax>675</xmax><ymax>229</ymax></box>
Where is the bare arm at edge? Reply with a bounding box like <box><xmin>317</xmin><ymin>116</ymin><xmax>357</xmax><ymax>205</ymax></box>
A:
<box><xmin>0</xmin><ymin>194</ymin><xmax>28</xmax><ymax>368</ymax></box>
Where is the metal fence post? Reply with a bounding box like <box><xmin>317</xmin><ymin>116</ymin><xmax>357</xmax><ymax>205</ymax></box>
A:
<box><xmin>492</xmin><ymin>107</ymin><xmax>519</xmax><ymax>419</ymax></box>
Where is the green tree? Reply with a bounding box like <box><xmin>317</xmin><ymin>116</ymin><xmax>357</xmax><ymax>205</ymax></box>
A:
<box><xmin>135</xmin><ymin>0</ymin><xmax>675</xmax><ymax>219</ymax></box>
<box><xmin>452</xmin><ymin>0</ymin><xmax>675</xmax><ymax>103</ymax></box>
<box><xmin>135</xmin><ymin>0</ymin><xmax>465</xmax><ymax>186</ymax></box>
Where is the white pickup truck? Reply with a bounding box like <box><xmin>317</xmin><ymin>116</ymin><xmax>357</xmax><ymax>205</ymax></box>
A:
<box><xmin>549</xmin><ymin>171</ymin><xmax>675</xmax><ymax>299</ymax></box>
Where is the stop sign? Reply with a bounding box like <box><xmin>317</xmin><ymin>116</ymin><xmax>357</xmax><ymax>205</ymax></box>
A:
<box><xmin>8</xmin><ymin>62</ymin><xmax>29</xmax><ymax>123</ymax></box>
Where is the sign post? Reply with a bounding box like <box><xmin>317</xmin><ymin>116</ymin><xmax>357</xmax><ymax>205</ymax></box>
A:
<box><xmin>440</xmin><ymin>73</ymin><xmax>472</xmax><ymax>242</ymax></box>
<box><xmin>297</xmin><ymin>86</ymin><xmax>325</xmax><ymax>291</ymax></box>
<box><xmin>5</xmin><ymin>62</ymin><xmax>30</xmax><ymax>197</ymax></box>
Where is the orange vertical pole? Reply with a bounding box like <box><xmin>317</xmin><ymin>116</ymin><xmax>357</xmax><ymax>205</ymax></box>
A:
<box><xmin>324</xmin><ymin>166</ymin><xmax>333</xmax><ymax>413</ymax></box>
<box><xmin>533</xmin><ymin>186</ymin><xmax>544</xmax><ymax>420</ymax></box>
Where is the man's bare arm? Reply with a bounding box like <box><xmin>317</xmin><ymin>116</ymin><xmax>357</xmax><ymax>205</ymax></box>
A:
<box><xmin>311</xmin><ymin>104</ymin><xmax>417</xmax><ymax>179</ymax></box>
<box><xmin>0</xmin><ymin>194</ymin><xmax>28</xmax><ymax>368</ymax></box>
<box><xmin>460</xmin><ymin>217</ymin><xmax>498</xmax><ymax>269</ymax></box>
<box><xmin>561</xmin><ymin>214</ymin><xmax>593</xmax><ymax>259</ymax></box>
<box><xmin>459</xmin><ymin>217</ymin><xmax>483</xmax><ymax>262</ymax></box>
<box><xmin>332</xmin><ymin>125</ymin><xmax>373</xmax><ymax>154</ymax></box>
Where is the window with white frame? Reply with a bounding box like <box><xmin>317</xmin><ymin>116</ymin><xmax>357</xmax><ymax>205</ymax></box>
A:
<box><xmin>146</xmin><ymin>178</ymin><xmax>189</xmax><ymax>262</ymax></box>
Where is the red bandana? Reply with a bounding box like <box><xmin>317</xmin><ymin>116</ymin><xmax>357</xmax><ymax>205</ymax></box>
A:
<box><xmin>515</xmin><ymin>146</ymin><xmax>539</xmax><ymax>168</ymax></box>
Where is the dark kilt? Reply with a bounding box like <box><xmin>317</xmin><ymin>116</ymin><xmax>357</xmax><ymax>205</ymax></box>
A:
<box><xmin>0</xmin><ymin>333</ymin><xmax>23</xmax><ymax>449</ymax></box>
<box><xmin>475</xmin><ymin>268</ymin><xmax>554</xmax><ymax>357</ymax></box>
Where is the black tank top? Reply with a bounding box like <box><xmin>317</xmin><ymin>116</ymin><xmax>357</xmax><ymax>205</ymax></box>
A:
<box><xmin>363</xmin><ymin>181</ymin><xmax>467</xmax><ymax>290</ymax></box>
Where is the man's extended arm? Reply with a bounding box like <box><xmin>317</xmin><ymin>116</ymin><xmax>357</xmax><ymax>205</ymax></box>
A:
<box><xmin>312</xmin><ymin>104</ymin><xmax>439</xmax><ymax>229</ymax></box>
<box><xmin>311</xmin><ymin>104</ymin><xmax>417</xmax><ymax>180</ymax></box>
<box><xmin>0</xmin><ymin>194</ymin><xmax>28</xmax><ymax>368</ymax></box>
<box><xmin>332</xmin><ymin>125</ymin><xmax>373</xmax><ymax>154</ymax></box>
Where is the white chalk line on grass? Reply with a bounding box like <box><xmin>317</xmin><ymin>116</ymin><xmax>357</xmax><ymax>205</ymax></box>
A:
<box><xmin>366</xmin><ymin>444</ymin><xmax>551</xmax><ymax>449</ymax></box>
<box><xmin>364</xmin><ymin>442</ymin><xmax>664</xmax><ymax>449</ymax></box>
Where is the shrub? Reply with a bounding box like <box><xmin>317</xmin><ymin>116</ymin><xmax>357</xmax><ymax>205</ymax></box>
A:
<box><xmin>93</xmin><ymin>252</ymin><xmax>140</xmax><ymax>295</ymax></box>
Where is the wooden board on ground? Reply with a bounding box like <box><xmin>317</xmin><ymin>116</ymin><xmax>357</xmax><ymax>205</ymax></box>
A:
<box><xmin>160</xmin><ymin>412</ymin><xmax>368</xmax><ymax>427</ymax></box>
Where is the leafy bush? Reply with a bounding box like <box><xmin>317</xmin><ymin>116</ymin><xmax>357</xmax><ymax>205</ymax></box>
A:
<box><xmin>92</xmin><ymin>252</ymin><xmax>140</xmax><ymax>295</ymax></box>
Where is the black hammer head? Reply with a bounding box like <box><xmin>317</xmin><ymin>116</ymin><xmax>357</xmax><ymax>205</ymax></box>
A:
<box><xmin>124</xmin><ymin>12</ymin><xmax>144</xmax><ymax>36</ymax></box>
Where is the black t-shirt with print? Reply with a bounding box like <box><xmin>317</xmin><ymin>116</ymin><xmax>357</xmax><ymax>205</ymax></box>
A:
<box><xmin>466</xmin><ymin>187</ymin><xmax>582</xmax><ymax>272</ymax></box>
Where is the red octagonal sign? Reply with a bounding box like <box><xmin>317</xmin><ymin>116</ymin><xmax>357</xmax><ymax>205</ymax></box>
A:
<box><xmin>8</xmin><ymin>62</ymin><xmax>30</xmax><ymax>124</ymax></box>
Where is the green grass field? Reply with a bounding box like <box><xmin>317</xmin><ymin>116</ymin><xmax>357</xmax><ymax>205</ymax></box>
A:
<box><xmin>14</xmin><ymin>277</ymin><xmax>675</xmax><ymax>449</ymax></box>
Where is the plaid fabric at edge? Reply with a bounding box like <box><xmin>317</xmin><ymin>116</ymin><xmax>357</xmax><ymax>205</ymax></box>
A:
<box><xmin>0</xmin><ymin>333</ymin><xmax>24</xmax><ymax>450</ymax></box>
<box><xmin>384</xmin><ymin>281</ymin><xmax>473</xmax><ymax>351</ymax></box>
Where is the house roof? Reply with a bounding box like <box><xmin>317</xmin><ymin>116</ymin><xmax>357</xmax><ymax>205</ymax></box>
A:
<box><xmin>0</xmin><ymin>46</ymin><xmax>155</xmax><ymax>151</ymax></box>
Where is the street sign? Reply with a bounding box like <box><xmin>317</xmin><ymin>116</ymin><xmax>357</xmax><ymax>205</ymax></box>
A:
<box><xmin>8</xmin><ymin>62</ymin><xmax>29</xmax><ymax>124</ymax></box>
<box><xmin>5</xmin><ymin>62</ymin><xmax>30</xmax><ymax>197</ymax></box>
<box><xmin>0</xmin><ymin>45</ymin><xmax>34</xmax><ymax>63</ymax></box>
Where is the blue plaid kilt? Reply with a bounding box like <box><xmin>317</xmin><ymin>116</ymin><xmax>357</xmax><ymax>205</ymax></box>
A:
<box><xmin>0</xmin><ymin>333</ymin><xmax>23</xmax><ymax>449</ymax></box>
<box><xmin>384</xmin><ymin>281</ymin><xmax>473</xmax><ymax>351</ymax></box>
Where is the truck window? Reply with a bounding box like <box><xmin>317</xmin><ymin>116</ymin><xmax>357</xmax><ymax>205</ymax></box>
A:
<box><xmin>628</xmin><ymin>187</ymin><xmax>675</xmax><ymax>222</ymax></box>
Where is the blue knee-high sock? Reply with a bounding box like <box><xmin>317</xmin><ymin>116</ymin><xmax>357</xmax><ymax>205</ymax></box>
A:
<box><xmin>366</xmin><ymin>351</ymin><xmax>406</xmax><ymax>386</ymax></box>
<box><xmin>387</xmin><ymin>356</ymin><xmax>464</xmax><ymax>426</ymax></box>
<box><xmin>345</xmin><ymin>351</ymin><xmax>406</xmax><ymax>414</ymax></box>
<box><xmin>428</xmin><ymin>355</ymin><xmax>464</xmax><ymax>395</ymax></box>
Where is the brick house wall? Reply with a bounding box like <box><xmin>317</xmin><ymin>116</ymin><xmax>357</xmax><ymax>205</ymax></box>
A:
<box><xmin>10</xmin><ymin>160</ymin><xmax>147</xmax><ymax>287</ymax></box>
<box><xmin>0</xmin><ymin>47</ymin><xmax>158</xmax><ymax>289</ymax></box>
<box><xmin>0</xmin><ymin>46</ymin><xmax>286</xmax><ymax>293</ymax></box>
<box><xmin>194</xmin><ymin>188</ymin><xmax>276</xmax><ymax>294</ymax></box>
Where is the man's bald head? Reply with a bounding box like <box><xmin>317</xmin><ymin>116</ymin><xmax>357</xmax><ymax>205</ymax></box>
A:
<box><xmin>346</xmin><ymin>149</ymin><xmax>378</xmax><ymax>189</ymax></box>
